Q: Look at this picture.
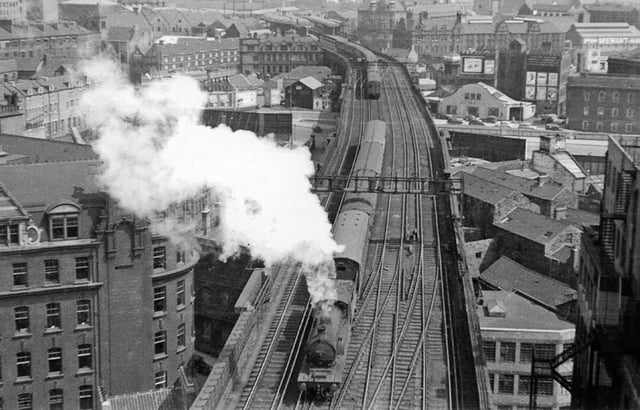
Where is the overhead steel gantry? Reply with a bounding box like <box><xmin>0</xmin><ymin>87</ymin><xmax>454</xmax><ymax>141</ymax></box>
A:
<box><xmin>310</xmin><ymin>175</ymin><xmax>463</xmax><ymax>195</ymax></box>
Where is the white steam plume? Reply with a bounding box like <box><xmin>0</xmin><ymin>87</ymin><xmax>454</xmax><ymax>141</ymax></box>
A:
<box><xmin>79</xmin><ymin>58</ymin><xmax>341</xmax><ymax>306</ymax></box>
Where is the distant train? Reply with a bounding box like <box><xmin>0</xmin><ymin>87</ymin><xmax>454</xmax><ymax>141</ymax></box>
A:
<box><xmin>297</xmin><ymin>120</ymin><xmax>386</xmax><ymax>399</ymax></box>
<box><xmin>318</xmin><ymin>34</ymin><xmax>382</xmax><ymax>100</ymax></box>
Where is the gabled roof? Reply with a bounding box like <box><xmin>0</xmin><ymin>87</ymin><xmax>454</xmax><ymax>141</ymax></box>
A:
<box><xmin>299</xmin><ymin>76</ymin><xmax>322</xmax><ymax>90</ymax></box>
<box><xmin>480</xmin><ymin>256</ymin><xmax>576</xmax><ymax>309</ymax></box>
<box><xmin>494</xmin><ymin>207</ymin><xmax>575</xmax><ymax>244</ymax></box>
<box><xmin>472</xmin><ymin>166</ymin><xmax>567</xmax><ymax>201</ymax></box>
<box><xmin>0</xmin><ymin>182</ymin><xmax>29</xmax><ymax>220</ymax></box>
<box><xmin>272</xmin><ymin>65</ymin><xmax>332</xmax><ymax>82</ymax></box>
<box><xmin>462</xmin><ymin>172</ymin><xmax>520</xmax><ymax>205</ymax></box>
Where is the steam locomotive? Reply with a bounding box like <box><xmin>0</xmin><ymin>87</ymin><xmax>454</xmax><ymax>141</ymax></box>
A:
<box><xmin>297</xmin><ymin>120</ymin><xmax>386</xmax><ymax>399</ymax></box>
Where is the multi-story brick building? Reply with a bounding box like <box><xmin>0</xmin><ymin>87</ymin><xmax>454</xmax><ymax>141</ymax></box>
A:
<box><xmin>566</xmin><ymin>23</ymin><xmax>640</xmax><ymax>73</ymax></box>
<box><xmin>566</xmin><ymin>73</ymin><xmax>640</xmax><ymax>135</ymax></box>
<box><xmin>583</xmin><ymin>3</ymin><xmax>639</xmax><ymax>28</ymax></box>
<box><xmin>572</xmin><ymin>135</ymin><xmax>640</xmax><ymax>409</ymax></box>
<box><xmin>239</xmin><ymin>33</ymin><xmax>322</xmax><ymax>77</ymax></box>
<box><xmin>415</xmin><ymin>15</ymin><xmax>566</xmax><ymax>59</ymax></box>
<box><xmin>357</xmin><ymin>0</ymin><xmax>407</xmax><ymax>52</ymax></box>
<box><xmin>480</xmin><ymin>290</ymin><xmax>574</xmax><ymax>410</ymax></box>
<box><xmin>0</xmin><ymin>159</ymin><xmax>205</xmax><ymax>409</ymax></box>
<box><xmin>136</xmin><ymin>37</ymin><xmax>239</xmax><ymax>80</ymax></box>
<box><xmin>0</xmin><ymin>0</ymin><xmax>25</xmax><ymax>23</ymax></box>
<box><xmin>0</xmin><ymin>20</ymin><xmax>100</xmax><ymax>75</ymax></box>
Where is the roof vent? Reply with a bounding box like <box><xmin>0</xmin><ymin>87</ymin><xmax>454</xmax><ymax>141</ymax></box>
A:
<box><xmin>485</xmin><ymin>299</ymin><xmax>506</xmax><ymax>317</ymax></box>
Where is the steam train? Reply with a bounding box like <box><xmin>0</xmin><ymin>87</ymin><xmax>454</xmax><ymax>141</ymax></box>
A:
<box><xmin>318</xmin><ymin>34</ymin><xmax>382</xmax><ymax>100</ymax></box>
<box><xmin>297</xmin><ymin>120</ymin><xmax>387</xmax><ymax>399</ymax></box>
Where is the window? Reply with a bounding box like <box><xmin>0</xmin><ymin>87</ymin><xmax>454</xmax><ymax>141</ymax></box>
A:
<box><xmin>17</xmin><ymin>351</ymin><xmax>31</xmax><ymax>378</ymax></box>
<box><xmin>50</xmin><ymin>214</ymin><xmax>79</xmax><ymax>240</ymax></box>
<box><xmin>626</xmin><ymin>108</ymin><xmax>635</xmax><ymax>118</ymax></box>
<box><xmin>535</xmin><ymin>344</ymin><xmax>556</xmax><ymax>360</ymax></box>
<box><xmin>483</xmin><ymin>340</ymin><xmax>496</xmax><ymax>361</ymax></box>
<box><xmin>13</xmin><ymin>262</ymin><xmax>27</xmax><ymax>287</ymax></box>
<box><xmin>17</xmin><ymin>393</ymin><xmax>32</xmax><ymax>410</ymax></box>
<box><xmin>78</xmin><ymin>344</ymin><xmax>92</xmax><ymax>370</ymax></box>
<box><xmin>49</xmin><ymin>389</ymin><xmax>63</xmax><ymax>410</ymax></box>
<box><xmin>538</xmin><ymin>377</ymin><xmax>554</xmax><ymax>395</ymax></box>
<box><xmin>518</xmin><ymin>375</ymin><xmax>531</xmax><ymax>395</ymax></box>
<box><xmin>598</xmin><ymin>91</ymin><xmax>605</xmax><ymax>102</ymax></box>
<box><xmin>464</xmin><ymin>93</ymin><xmax>469</xmax><ymax>100</ymax></box>
<box><xmin>520</xmin><ymin>343</ymin><xmax>533</xmax><ymax>363</ymax></box>
<box><xmin>612</xmin><ymin>108</ymin><xmax>619</xmax><ymax>118</ymax></box>
<box><xmin>596</xmin><ymin>121</ymin><xmax>603</xmax><ymax>131</ymax></box>
<box><xmin>582</xmin><ymin>120</ymin><xmax>589</xmax><ymax>130</ymax></box>
<box><xmin>15</xmin><ymin>306</ymin><xmax>29</xmax><ymax>332</ymax></box>
<box><xmin>154</xmin><ymin>371</ymin><xmax>167</xmax><ymax>388</ymax></box>
<box><xmin>500</xmin><ymin>342</ymin><xmax>516</xmax><ymax>362</ymax></box>
<box><xmin>177</xmin><ymin>323</ymin><xmax>186</xmax><ymax>349</ymax></box>
<box><xmin>613</xmin><ymin>91</ymin><xmax>620</xmax><ymax>102</ymax></box>
<box><xmin>45</xmin><ymin>259</ymin><xmax>59</xmax><ymax>284</ymax></box>
<box><xmin>597</xmin><ymin>107</ymin><xmax>604</xmax><ymax>116</ymax></box>
<box><xmin>584</xmin><ymin>91</ymin><xmax>590</xmax><ymax>101</ymax></box>
<box><xmin>79</xmin><ymin>385</ymin><xmax>93</xmax><ymax>410</ymax></box>
<box><xmin>489</xmin><ymin>373</ymin><xmax>495</xmax><ymax>393</ymax></box>
<box><xmin>488</xmin><ymin>107</ymin><xmax>499</xmax><ymax>117</ymax></box>
<box><xmin>611</xmin><ymin>122</ymin><xmax>618</xmax><ymax>132</ymax></box>
<box><xmin>628</xmin><ymin>93</ymin><xmax>635</xmax><ymax>104</ymax></box>
<box><xmin>176</xmin><ymin>248</ymin><xmax>185</xmax><ymax>264</ymax></box>
<box><xmin>75</xmin><ymin>257</ymin><xmax>89</xmax><ymax>281</ymax></box>
<box><xmin>46</xmin><ymin>303</ymin><xmax>61</xmax><ymax>329</ymax></box>
<box><xmin>177</xmin><ymin>280</ymin><xmax>185</xmax><ymax>307</ymax></box>
<box><xmin>153</xmin><ymin>246</ymin><xmax>166</xmax><ymax>270</ymax></box>
<box><xmin>498</xmin><ymin>374</ymin><xmax>514</xmax><ymax>394</ymax></box>
<box><xmin>48</xmin><ymin>348</ymin><xmax>62</xmax><ymax>374</ymax></box>
<box><xmin>154</xmin><ymin>331</ymin><xmax>167</xmax><ymax>356</ymax></box>
<box><xmin>475</xmin><ymin>251</ymin><xmax>482</xmax><ymax>259</ymax></box>
<box><xmin>626</xmin><ymin>123</ymin><xmax>633</xmax><ymax>133</ymax></box>
<box><xmin>77</xmin><ymin>300</ymin><xmax>91</xmax><ymax>326</ymax></box>
<box><xmin>154</xmin><ymin>286</ymin><xmax>166</xmax><ymax>313</ymax></box>
<box><xmin>0</xmin><ymin>223</ymin><xmax>19</xmax><ymax>245</ymax></box>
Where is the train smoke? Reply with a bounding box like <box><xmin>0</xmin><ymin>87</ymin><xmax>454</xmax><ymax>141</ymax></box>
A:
<box><xmin>79</xmin><ymin>58</ymin><xmax>340</xmax><ymax>307</ymax></box>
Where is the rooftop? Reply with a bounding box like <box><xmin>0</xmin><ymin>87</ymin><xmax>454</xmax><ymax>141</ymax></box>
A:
<box><xmin>462</xmin><ymin>172</ymin><xmax>519</xmax><ymax>205</ymax></box>
<box><xmin>107</xmin><ymin>387</ymin><xmax>184</xmax><ymax>410</ymax></box>
<box><xmin>494</xmin><ymin>207</ymin><xmax>574</xmax><ymax>244</ymax></box>
<box><xmin>583</xmin><ymin>3</ymin><xmax>638</xmax><ymax>12</ymax></box>
<box><xmin>471</xmin><ymin>166</ymin><xmax>567</xmax><ymax>201</ymax></box>
<box><xmin>0</xmin><ymin>21</ymin><xmax>94</xmax><ymax>41</ymax></box>
<box><xmin>153</xmin><ymin>37</ymin><xmax>238</xmax><ymax>55</ymax></box>
<box><xmin>569</xmin><ymin>22</ymin><xmax>640</xmax><ymax>38</ymax></box>
<box><xmin>612</xmin><ymin>135</ymin><xmax>640</xmax><ymax>169</ymax></box>
<box><xmin>0</xmin><ymin>133</ymin><xmax>97</xmax><ymax>164</ymax></box>
<box><xmin>481</xmin><ymin>256</ymin><xmax>577</xmax><ymax>308</ymax></box>
<box><xmin>479</xmin><ymin>290</ymin><xmax>575</xmax><ymax>331</ymax></box>
<box><xmin>568</xmin><ymin>73</ymin><xmax>640</xmax><ymax>90</ymax></box>
<box><xmin>565</xmin><ymin>208</ymin><xmax>599</xmax><ymax>229</ymax></box>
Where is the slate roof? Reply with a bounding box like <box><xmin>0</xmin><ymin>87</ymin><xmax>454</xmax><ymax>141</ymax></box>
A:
<box><xmin>462</xmin><ymin>172</ymin><xmax>519</xmax><ymax>205</ymax></box>
<box><xmin>272</xmin><ymin>65</ymin><xmax>332</xmax><ymax>82</ymax></box>
<box><xmin>472</xmin><ymin>166</ymin><xmax>567</xmax><ymax>201</ymax></box>
<box><xmin>479</xmin><ymin>290</ymin><xmax>575</xmax><ymax>331</ymax></box>
<box><xmin>0</xmin><ymin>21</ymin><xmax>93</xmax><ymax>41</ymax></box>
<box><xmin>481</xmin><ymin>256</ymin><xmax>577</xmax><ymax>308</ymax></box>
<box><xmin>0</xmin><ymin>160</ymin><xmax>103</xmax><ymax>208</ymax></box>
<box><xmin>0</xmin><ymin>133</ymin><xmax>97</xmax><ymax>164</ymax></box>
<box><xmin>494</xmin><ymin>207</ymin><xmax>574</xmax><ymax>244</ymax></box>
<box><xmin>564</xmin><ymin>208</ymin><xmax>599</xmax><ymax>229</ymax></box>
<box><xmin>0</xmin><ymin>182</ymin><xmax>28</xmax><ymax>220</ymax></box>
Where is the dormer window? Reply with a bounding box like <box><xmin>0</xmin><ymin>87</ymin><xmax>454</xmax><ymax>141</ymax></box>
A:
<box><xmin>0</xmin><ymin>223</ymin><xmax>20</xmax><ymax>245</ymax></box>
<box><xmin>46</xmin><ymin>202</ymin><xmax>80</xmax><ymax>240</ymax></box>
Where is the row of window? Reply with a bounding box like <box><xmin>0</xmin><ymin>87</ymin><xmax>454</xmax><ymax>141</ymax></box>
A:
<box><xmin>6</xmin><ymin>385</ymin><xmax>93</xmax><ymax>410</ymax></box>
<box><xmin>162</xmin><ymin>50</ymin><xmax>236</xmax><ymax>63</ymax></box>
<box><xmin>584</xmin><ymin>90</ymin><xmax>636</xmax><ymax>103</ymax></box>
<box><xmin>153</xmin><ymin>324</ymin><xmax>187</xmax><ymax>357</ymax></box>
<box><xmin>464</xmin><ymin>93</ymin><xmax>482</xmax><ymax>101</ymax></box>
<box><xmin>8</xmin><ymin>345</ymin><xmax>93</xmax><ymax>381</ymax></box>
<box><xmin>12</xmin><ymin>257</ymin><xmax>90</xmax><ymax>287</ymax></box>
<box><xmin>153</xmin><ymin>280</ymin><xmax>187</xmax><ymax>312</ymax></box>
<box><xmin>581</xmin><ymin>120</ymin><xmax>635</xmax><ymax>132</ymax></box>
<box><xmin>13</xmin><ymin>300</ymin><xmax>91</xmax><ymax>334</ymax></box>
<box><xmin>584</xmin><ymin>106</ymin><xmax>635</xmax><ymax>118</ymax></box>
<box><xmin>483</xmin><ymin>341</ymin><xmax>571</xmax><ymax>363</ymax></box>
<box><xmin>489</xmin><ymin>373</ymin><xmax>555</xmax><ymax>396</ymax></box>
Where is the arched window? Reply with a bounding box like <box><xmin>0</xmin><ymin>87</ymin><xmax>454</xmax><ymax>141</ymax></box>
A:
<box><xmin>46</xmin><ymin>201</ymin><xmax>81</xmax><ymax>240</ymax></box>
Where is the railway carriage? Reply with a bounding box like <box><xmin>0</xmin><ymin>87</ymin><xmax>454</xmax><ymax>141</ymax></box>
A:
<box><xmin>297</xmin><ymin>120</ymin><xmax>386</xmax><ymax>400</ymax></box>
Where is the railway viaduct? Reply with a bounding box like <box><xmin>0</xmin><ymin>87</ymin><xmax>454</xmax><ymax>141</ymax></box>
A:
<box><xmin>190</xmin><ymin>40</ymin><xmax>490</xmax><ymax>410</ymax></box>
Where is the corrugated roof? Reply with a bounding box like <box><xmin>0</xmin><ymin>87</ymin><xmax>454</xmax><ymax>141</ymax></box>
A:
<box><xmin>481</xmin><ymin>256</ymin><xmax>577</xmax><ymax>308</ymax></box>
<box><xmin>494</xmin><ymin>207</ymin><xmax>575</xmax><ymax>244</ymax></box>
<box><xmin>108</xmin><ymin>388</ymin><xmax>184</xmax><ymax>410</ymax></box>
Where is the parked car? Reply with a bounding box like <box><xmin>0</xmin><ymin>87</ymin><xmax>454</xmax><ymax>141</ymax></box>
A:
<box><xmin>468</xmin><ymin>118</ymin><xmax>485</xmax><ymax>126</ymax></box>
<box><xmin>482</xmin><ymin>116</ymin><xmax>498</xmax><ymax>124</ymax></box>
<box><xmin>447</xmin><ymin>117</ymin><xmax>464</xmax><ymax>124</ymax></box>
<box><xmin>545</xmin><ymin>123</ymin><xmax>561</xmax><ymax>130</ymax></box>
<box><xmin>435</xmin><ymin>113</ymin><xmax>451</xmax><ymax>120</ymax></box>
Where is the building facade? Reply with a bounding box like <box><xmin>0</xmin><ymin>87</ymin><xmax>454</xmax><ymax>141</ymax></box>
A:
<box><xmin>357</xmin><ymin>0</ymin><xmax>407</xmax><ymax>52</ymax></box>
<box><xmin>0</xmin><ymin>160</ymin><xmax>203</xmax><ymax>409</ymax></box>
<box><xmin>440</xmin><ymin>82</ymin><xmax>536</xmax><ymax>120</ymax></box>
<box><xmin>583</xmin><ymin>3</ymin><xmax>639</xmax><ymax>28</ymax></box>
<box><xmin>480</xmin><ymin>290</ymin><xmax>574</xmax><ymax>410</ymax></box>
<box><xmin>239</xmin><ymin>34</ymin><xmax>322</xmax><ymax>77</ymax></box>
<box><xmin>566</xmin><ymin>23</ymin><xmax>640</xmax><ymax>73</ymax></box>
<box><xmin>566</xmin><ymin>74</ymin><xmax>640</xmax><ymax>135</ymax></box>
<box><xmin>573</xmin><ymin>135</ymin><xmax>640</xmax><ymax>409</ymax></box>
